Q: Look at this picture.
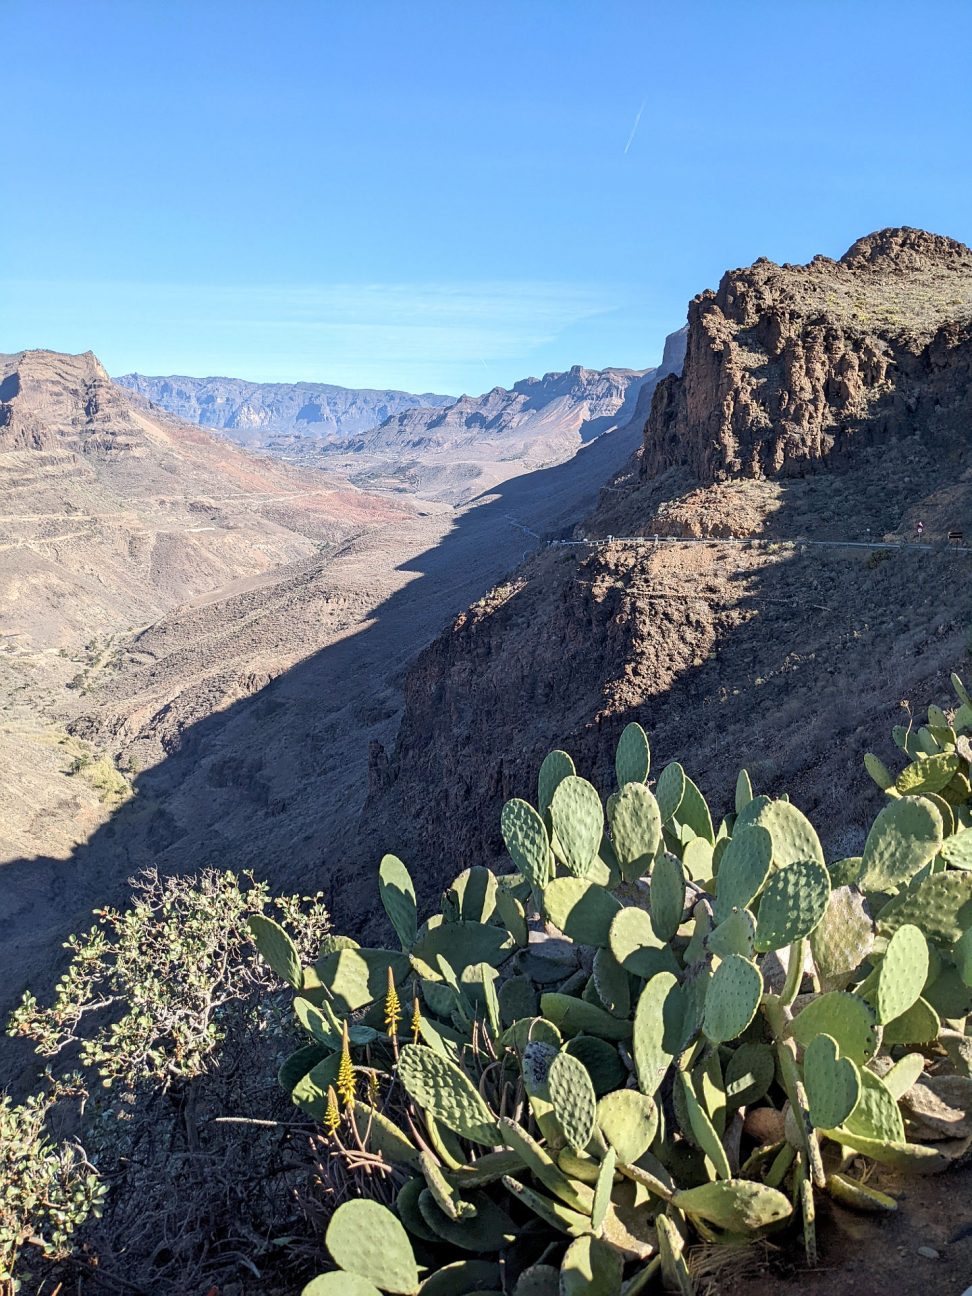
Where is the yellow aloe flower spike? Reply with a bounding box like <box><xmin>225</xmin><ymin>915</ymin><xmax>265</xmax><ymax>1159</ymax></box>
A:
<box><xmin>385</xmin><ymin>965</ymin><xmax>402</xmax><ymax>1038</ymax></box>
<box><xmin>324</xmin><ymin>1084</ymin><xmax>341</xmax><ymax>1135</ymax></box>
<box><xmin>337</xmin><ymin>1021</ymin><xmax>356</xmax><ymax>1108</ymax></box>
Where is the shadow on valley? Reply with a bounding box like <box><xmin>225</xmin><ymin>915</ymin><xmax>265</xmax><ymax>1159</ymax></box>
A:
<box><xmin>0</xmin><ymin>421</ymin><xmax>642</xmax><ymax>1071</ymax></box>
<box><xmin>2</xmin><ymin>425</ymin><xmax>971</xmax><ymax>1088</ymax></box>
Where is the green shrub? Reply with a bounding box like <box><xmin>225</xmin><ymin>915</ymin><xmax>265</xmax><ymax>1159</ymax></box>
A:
<box><xmin>253</xmin><ymin>679</ymin><xmax>972</xmax><ymax>1295</ymax></box>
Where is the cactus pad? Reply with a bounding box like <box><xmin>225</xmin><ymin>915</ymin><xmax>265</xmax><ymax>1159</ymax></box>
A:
<box><xmin>379</xmin><ymin>854</ymin><xmax>417</xmax><ymax>950</ymax></box>
<box><xmin>870</xmin><ymin>923</ymin><xmax>928</xmax><ymax>1024</ymax></box>
<box><xmin>702</xmin><ymin>954</ymin><xmax>762</xmax><ymax>1043</ymax></box>
<box><xmin>941</xmin><ymin>827</ymin><xmax>972</xmax><ymax>869</ymax></box>
<box><xmin>858</xmin><ymin>797</ymin><xmax>943</xmax><ymax>893</ymax></box>
<box><xmin>543</xmin><ymin>877</ymin><xmax>622</xmax><ymax>947</ymax></box>
<box><xmin>706</xmin><ymin>906</ymin><xmax>756</xmax><ymax>959</ymax></box>
<box><xmin>560</xmin><ymin>1235</ymin><xmax>622</xmax><ymax>1296</ymax></box>
<box><xmin>724</xmin><ymin>1041</ymin><xmax>775</xmax><ymax>1108</ymax></box>
<box><xmin>501</xmin><ymin>797</ymin><xmax>550</xmax><ymax>894</ymax></box>
<box><xmin>810</xmin><ymin>887</ymin><xmax>875</xmax><ymax>991</ymax></box>
<box><xmin>615</xmin><ymin>721</ymin><xmax>651</xmax><ymax>788</ymax></box>
<box><xmin>538</xmin><ymin>749</ymin><xmax>575</xmax><ymax>816</ymax></box>
<box><xmin>325</xmin><ymin>1199</ymin><xmax>419</xmax><ymax>1294</ymax></box>
<box><xmin>672</xmin><ymin>1179</ymin><xmax>793</xmax><ymax>1231</ymax></box>
<box><xmin>608</xmin><ymin>905</ymin><xmax>676</xmax><ymax>979</ymax></box>
<box><xmin>550</xmin><ymin>776</ymin><xmax>604</xmax><ymax>877</ymax></box>
<box><xmin>655</xmin><ymin>761</ymin><xmax>686</xmax><ymax>824</ymax></box>
<box><xmin>609</xmin><ymin>782</ymin><xmax>662</xmax><ymax>881</ymax></box>
<box><xmin>633</xmin><ymin>972</ymin><xmax>683</xmax><ymax>1097</ymax></box>
<box><xmin>790</xmin><ymin>991</ymin><xmax>879</xmax><ymax>1064</ymax></box>
<box><xmin>302</xmin><ymin>1274</ymin><xmax>382</xmax><ymax>1295</ymax></box>
<box><xmin>843</xmin><ymin>1069</ymin><xmax>905</xmax><ymax>1143</ymax></box>
<box><xmin>548</xmin><ymin>1050</ymin><xmax>597</xmax><ymax>1151</ymax></box>
<box><xmin>539</xmin><ymin>993</ymin><xmax>633</xmax><ymax>1041</ymax></box>
<box><xmin>564</xmin><ymin>1034</ymin><xmax>627</xmax><ymax>1094</ymax></box>
<box><xmin>417</xmin><ymin>1261</ymin><xmax>502</xmax><ymax>1295</ymax></box>
<box><xmin>754</xmin><ymin>859</ymin><xmax>831</xmax><ymax>952</ymax></box>
<box><xmin>881</xmin><ymin>996</ymin><xmax>941</xmax><ymax>1046</ymax></box>
<box><xmin>877</xmin><ymin>870</ymin><xmax>972</xmax><ymax>945</ymax></box>
<box><xmin>713</xmin><ymin>825</ymin><xmax>773</xmax><ymax>922</ymax></box>
<box><xmin>803</xmin><ymin>1033</ymin><xmax>860</xmax><ymax>1129</ymax></box>
<box><xmin>596</xmin><ymin>1088</ymin><xmax>658</xmax><ymax>1163</ymax></box>
<box><xmin>412</xmin><ymin>921</ymin><xmax>515</xmax><ymax>974</ymax></box>
<box><xmin>397</xmin><ymin>1043</ymin><xmax>500</xmax><ymax>1146</ymax></box>
<box><xmin>418</xmin><ymin>1188</ymin><xmax>516</xmax><ymax>1251</ymax></box>
<box><xmin>650</xmin><ymin>852</ymin><xmax>686</xmax><ymax>941</ymax></box>
<box><xmin>313</xmin><ymin>947</ymin><xmax>412</xmax><ymax>1013</ymax></box>
<box><xmin>497</xmin><ymin>1118</ymin><xmax>593</xmax><ymax>1213</ymax></box>
<box><xmin>751</xmin><ymin>799</ymin><xmax>825</xmax><ymax>869</ymax></box>
<box><xmin>896</xmin><ymin>753</ymin><xmax>962</xmax><ymax>795</ymax></box>
<box><xmin>248</xmin><ymin>914</ymin><xmax>302</xmax><ymax>988</ymax></box>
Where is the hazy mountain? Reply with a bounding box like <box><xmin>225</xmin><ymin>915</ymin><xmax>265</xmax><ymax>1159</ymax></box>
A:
<box><xmin>328</xmin><ymin>343</ymin><xmax>687</xmax><ymax>502</ymax></box>
<box><xmin>114</xmin><ymin>372</ymin><xmax>455</xmax><ymax>448</ymax></box>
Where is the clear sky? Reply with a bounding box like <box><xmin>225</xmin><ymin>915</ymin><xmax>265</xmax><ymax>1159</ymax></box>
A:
<box><xmin>3</xmin><ymin>0</ymin><xmax>971</xmax><ymax>395</ymax></box>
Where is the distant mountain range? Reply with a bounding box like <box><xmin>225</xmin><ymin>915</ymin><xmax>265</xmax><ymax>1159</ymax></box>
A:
<box><xmin>113</xmin><ymin>372</ymin><xmax>456</xmax><ymax>448</ymax></box>
<box><xmin>119</xmin><ymin>331</ymin><xmax>689</xmax><ymax>503</ymax></box>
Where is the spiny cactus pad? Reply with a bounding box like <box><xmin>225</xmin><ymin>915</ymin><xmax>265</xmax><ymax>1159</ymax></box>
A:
<box><xmin>615</xmin><ymin>721</ymin><xmax>651</xmax><ymax>788</ymax></box>
<box><xmin>596</xmin><ymin>1088</ymin><xmax>658</xmax><ymax>1163</ymax></box>
<box><xmin>843</xmin><ymin>1069</ymin><xmax>905</xmax><ymax>1143</ymax></box>
<box><xmin>803</xmin><ymin>1033</ymin><xmax>860</xmax><ymax>1129</ymax></box>
<box><xmin>500</xmin><ymin>797</ymin><xmax>550</xmax><ymax>894</ymax></box>
<box><xmin>302</xmin><ymin>1273</ymin><xmax>382</xmax><ymax>1295</ymax></box>
<box><xmin>751</xmin><ymin>799</ymin><xmax>825</xmax><ymax>869</ymax></box>
<box><xmin>858</xmin><ymin>796</ymin><xmax>944</xmax><ymax>893</ymax></box>
<box><xmin>397</xmin><ymin>1043</ymin><xmax>500</xmax><ymax>1146</ymax></box>
<box><xmin>547</xmin><ymin>1050</ymin><xmax>597</xmax><ymax>1151</ymax></box>
<box><xmin>655</xmin><ymin>761</ymin><xmax>686</xmax><ymax>824</ymax></box>
<box><xmin>313</xmin><ymin>947</ymin><xmax>412</xmax><ymax>1013</ymax></box>
<box><xmin>702</xmin><ymin>953</ymin><xmax>762</xmax><ymax>1043</ymax></box>
<box><xmin>325</xmin><ymin>1199</ymin><xmax>419</xmax><ymax>1294</ymax></box>
<box><xmin>543</xmin><ymin>876</ymin><xmax>622</xmax><ymax>947</ymax></box>
<box><xmin>608</xmin><ymin>905</ymin><xmax>675</xmax><ymax>979</ymax></box>
<box><xmin>248</xmin><ymin>914</ymin><xmax>302</xmax><ymax>988</ymax></box>
<box><xmin>538</xmin><ymin>749</ymin><xmax>576</xmax><ymax>817</ymax></box>
<box><xmin>550</xmin><ymin>776</ymin><xmax>604</xmax><ymax>877</ymax></box>
<box><xmin>671</xmin><ymin>1179</ymin><xmax>793</xmax><ymax>1231</ymax></box>
<box><xmin>713</xmin><ymin>825</ymin><xmax>773</xmax><ymax>921</ymax></box>
<box><xmin>810</xmin><ymin>887</ymin><xmax>875</xmax><ymax>991</ymax></box>
<box><xmin>649</xmin><ymin>852</ymin><xmax>685</xmax><ymax>942</ymax></box>
<box><xmin>560</xmin><ymin>1234</ymin><xmax>623</xmax><ymax>1296</ymax></box>
<box><xmin>633</xmin><ymin>972</ymin><xmax>683</xmax><ymax>1097</ymax></box>
<box><xmin>753</xmin><ymin>859</ymin><xmax>831</xmax><ymax>952</ymax></box>
<box><xmin>870</xmin><ymin>923</ymin><xmax>928</xmax><ymax>1024</ymax></box>
<box><xmin>609</xmin><ymin>782</ymin><xmax>662</xmax><ymax>881</ymax></box>
<box><xmin>877</xmin><ymin>870</ymin><xmax>972</xmax><ymax>945</ymax></box>
<box><xmin>789</xmin><ymin>991</ymin><xmax>879</xmax><ymax>1064</ymax></box>
<box><xmin>378</xmin><ymin>853</ymin><xmax>417</xmax><ymax>950</ymax></box>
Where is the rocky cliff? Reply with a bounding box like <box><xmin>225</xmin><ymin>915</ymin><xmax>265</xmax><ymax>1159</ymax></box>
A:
<box><xmin>114</xmin><ymin>372</ymin><xmax>455</xmax><ymax>449</ymax></box>
<box><xmin>352</xmin><ymin>231</ymin><xmax>972</xmax><ymax>925</ymax></box>
<box><xmin>643</xmin><ymin>228</ymin><xmax>972</xmax><ymax>482</ymax></box>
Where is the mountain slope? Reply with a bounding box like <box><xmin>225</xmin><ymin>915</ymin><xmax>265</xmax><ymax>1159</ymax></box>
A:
<box><xmin>356</xmin><ymin>228</ymin><xmax>972</xmax><ymax>921</ymax></box>
<box><xmin>328</xmin><ymin>349</ymin><xmax>685</xmax><ymax>502</ymax></box>
<box><xmin>114</xmin><ymin>372</ymin><xmax>455</xmax><ymax>449</ymax></box>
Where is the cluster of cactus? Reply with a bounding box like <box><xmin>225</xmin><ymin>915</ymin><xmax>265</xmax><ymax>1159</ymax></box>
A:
<box><xmin>251</xmin><ymin>673</ymin><xmax>972</xmax><ymax>1295</ymax></box>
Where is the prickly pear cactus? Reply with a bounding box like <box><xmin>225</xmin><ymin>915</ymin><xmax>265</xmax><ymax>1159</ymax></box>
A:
<box><xmin>278</xmin><ymin>685</ymin><xmax>972</xmax><ymax>1292</ymax></box>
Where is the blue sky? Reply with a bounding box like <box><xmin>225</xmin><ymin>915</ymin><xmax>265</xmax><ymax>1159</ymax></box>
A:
<box><xmin>3</xmin><ymin>1</ymin><xmax>971</xmax><ymax>395</ymax></box>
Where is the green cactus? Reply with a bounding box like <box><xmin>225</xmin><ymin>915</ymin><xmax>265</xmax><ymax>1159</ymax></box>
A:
<box><xmin>540</xmin><ymin>992</ymin><xmax>633</xmax><ymax>1041</ymax></box>
<box><xmin>802</xmin><ymin>1033</ymin><xmax>860</xmax><ymax>1129</ymax></box>
<box><xmin>702</xmin><ymin>953</ymin><xmax>762</xmax><ymax>1043</ymax></box>
<box><xmin>248</xmin><ymin>914</ymin><xmax>302</xmax><ymax>988</ymax></box>
<box><xmin>713</xmin><ymin>824</ymin><xmax>773</xmax><ymax>921</ymax></box>
<box><xmin>789</xmin><ymin>991</ymin><xmax>879</xmax><ymax>1064</ymax></box>
<box><xmin>418</xmin><ymin>1188</ymin><xmax>516</xmax><ymax>1251</ymax></box>
<box><xmin>876</xmin><ymin>869</ymin><xmax>972</xmax><ymax>945</ymax></box>
<box><xmin>753</xmin><ymin>859</ymin><xmax>831</xmax><ymax>952</ymax></box>
<box><xmin>857</xmin><ymin>796</ymin><xmax>944</xmax><ymax>893</ymax></box>
<box><xmin>608</xmin><ymin>782</ymin><xmax>662</xmax><ymax>882</ymax></box>
<box><xmin>560</xmin><ymin>1234</ymin><xmax>623</xmax><ymax>1296</ymax></box>
<box><xmin>378</xmin><ymin>853</ymin><xmax>417</xmax><ymax>950</ymax></box>
<box><xmin>497</xmin><ymin>1117</ymin><xmax>593</xmax><ymax>1212</ymax></box>
<box><xmin>751</xmin><ymin>798</ymin><xmax>825</xmax><ymax>869</ymax></box>
<box><xmin>501</xmin><ymin>796</ymin><xmax>551</xmax><ymax>896</ymax></box>
<box><xmin>543</xmin><ymin>876</ymin><xmax>623</xmax><ymax>946</ymax></box>
<box><xmin>810</xmin><ymin>886</ymin><xmax>875</xmax><ymax>991</ymax></box>
<box><xmin>550</xmin><ymin>775</ymin><xmax>605</xmax><ymax>877</ymax></box>
<box><xmin>323</xmin><ymin>1199</ymin><xmax>419</xmax><ymax>1294</ymax></box>
<box><xmin>863</xmin><ymin>923</ymin><xmax>928</xmax><ymax>1024</ymax></box>
<box><xmin>649</xmin><ymin>852</ymin><xmax>685</xmax><ymax>942</ymax></box>
<box><xmin>547</xmin><ymin>1049</ymin><xmax>597</xmax><ymax>1151</ymax></box>
<box><xmin>633</xmin><ymin>972</ymin><xmax>683</xmax><ymax>1098</ymax></box>
<box><xmin>615</xmin><ymin>721</ymin><xmax>651</xmax><ymax>788</ymax></box>
<box><xmin>608</xmin><ymin>905</ymin><xmax>677</xmax><ymax>979</ymax></box>
<box><xmin>397</xmin><ymin>1043</ymin><xmax>500</xmax><ymax>1146</ymax></box>
<box><xmin>596</xmin><ymin>1089</ymin><xmax>658</xmax><ymax>1163</ymax></box>
<box><xmin>538</xmin><ymin>749</ymin><xmax>576</xmax><ymax>816</ymax></box>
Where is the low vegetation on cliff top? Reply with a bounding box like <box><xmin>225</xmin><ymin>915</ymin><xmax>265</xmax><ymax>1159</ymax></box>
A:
<box><xmin>6</xmin><ymin>675</ymin><xmax>972</xmax><ymax>1294</ymax></box>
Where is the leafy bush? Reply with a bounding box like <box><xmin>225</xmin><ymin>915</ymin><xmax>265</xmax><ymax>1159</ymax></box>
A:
<box><xmin>254</xmin><ymin>673</ymin><xmax>972</xmax><ymax>1295</ymax></box>
<box><xmin>1</xmin><ymin>1081</ymin><xmax>105</xmax><ymax>1287</ymax></box>
<box><xmin>7</xmin><ymin>868</ymin><xmax>331</xmax><ymax>1292</ymax></box>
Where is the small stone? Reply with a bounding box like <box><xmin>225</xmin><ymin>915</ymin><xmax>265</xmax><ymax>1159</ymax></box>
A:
<box><xmin>916</xmin><ymin>1246</ymin><xmax>940</xmax><ymax>1260</ymax></box>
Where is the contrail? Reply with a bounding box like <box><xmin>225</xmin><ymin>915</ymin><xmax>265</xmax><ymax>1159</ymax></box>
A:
<box><xmin>624</xmin><ymin>99</ymin><xmax>646</xmax><ymax>155</ymax></box>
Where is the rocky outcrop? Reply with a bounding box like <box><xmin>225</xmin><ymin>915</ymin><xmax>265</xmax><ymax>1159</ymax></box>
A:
<box><xmin>642</xmin><ymin>228</ymin><xmax>972</xmax><ymax>483</ymax></box>
<box><xmin>114</xmin><ymin>372</ymin><xmax>455</xmax><ymax>448</ymax></box>
<box><xmin>359</xmin><ymin>231</ymin><xmax>972</xmax><ymax>909</ymax></box>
